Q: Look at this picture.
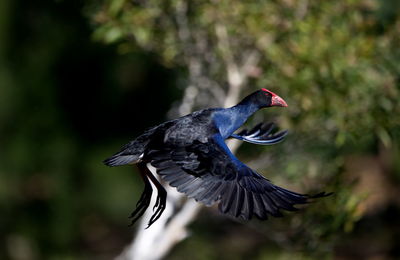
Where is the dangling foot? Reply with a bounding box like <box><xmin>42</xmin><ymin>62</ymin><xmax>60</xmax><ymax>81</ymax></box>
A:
<box><xmin>128</xmin><ymin>164</ymin><xmax>153</xmax><ymax>226</ymax></box>
<box><xmin>146</xmin><ymin>186</ymin><xmax>167</xmax><ymax>228</ymax></box>
<box><xmin>145</xmin><ymin>167</ymin><xmax>168</xmax><ymax>228</ymax></box>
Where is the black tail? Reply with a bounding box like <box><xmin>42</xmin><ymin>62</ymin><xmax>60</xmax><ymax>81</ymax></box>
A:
<box><xmin>103</xmin><ymin>153</ymin><xmax>137</xmax><ymax>166</ymax></box>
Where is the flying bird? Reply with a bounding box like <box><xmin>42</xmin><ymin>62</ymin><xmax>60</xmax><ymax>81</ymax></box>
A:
<box><xmin>104</xmin><ymin>89</ymin><xmax>328</xmax><ymax>228</ymax></box>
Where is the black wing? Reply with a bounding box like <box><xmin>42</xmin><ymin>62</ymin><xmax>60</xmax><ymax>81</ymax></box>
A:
<box><xmin>230</xmin><ymin>122</ymin><xmax>288</xmax><ymax>145</ymax></box>
<box><xmin>149</xmin><ymin>134</ymin><xmax>326</xmax><ymax>220</ymax></box>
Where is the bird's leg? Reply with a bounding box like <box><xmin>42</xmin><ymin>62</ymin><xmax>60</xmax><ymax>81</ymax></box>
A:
<box><xmin>143</xmin><ymin>165</ymin><xmax>167</xmax><ymax>228</ymax></box>
<box><xmin>128</xmin><ymin>163</ymin><xmax>153</xmax><ymax>226</ymax></box>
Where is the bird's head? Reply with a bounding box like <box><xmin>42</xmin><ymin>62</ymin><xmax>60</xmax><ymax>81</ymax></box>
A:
<box><xmin>235</xmin><ymin>88</ymin><xmax>288</xmax><ymax>109</ymax></box>
<box><xmin>257</xmin><ymin>88</ymin><xmax>288</xmax><ymax>108</ymax></box>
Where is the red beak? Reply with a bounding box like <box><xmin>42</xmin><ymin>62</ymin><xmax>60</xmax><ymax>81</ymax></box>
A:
<box><xmin>271</xmin><ymin>94</ymin><xmax>288</xmax><ymax>107</ymax></box>
<box><xmin>262</xmin><ymin>88</ymin><xmax>288</xmax><ymax>107</ymax></box>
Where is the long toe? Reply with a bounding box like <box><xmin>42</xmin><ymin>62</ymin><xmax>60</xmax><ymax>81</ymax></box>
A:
<box><xmin>146</xmin><ymin>188</ymin><xmax>167</xmax><ymax>228</ymax></box>
<box><xmin>129</xmin><ymin>188</ymin><xmax>153</xmax><ymax>226</ymax></box>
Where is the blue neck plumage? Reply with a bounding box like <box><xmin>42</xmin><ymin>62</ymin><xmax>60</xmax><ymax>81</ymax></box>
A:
<box><xmin>214</xmin><ymin>101</ymin><xmax>261</xmax><ymax>139</ymax></box>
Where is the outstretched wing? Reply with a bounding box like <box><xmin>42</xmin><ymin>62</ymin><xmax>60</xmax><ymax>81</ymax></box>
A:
<box><xmin>230</xmin><ymin>122</ymin><xmax>288</xmax><ymax>145</ymax></box>
<box><xmin>149</xmin><ymin>134</ymin><xmax>326</xmax><ymax>220</ymax></box>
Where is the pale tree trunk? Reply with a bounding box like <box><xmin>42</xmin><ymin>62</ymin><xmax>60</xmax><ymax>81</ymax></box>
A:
<box><xmin>116</xmin><ymin>12</ymin><xmax>261</xmax><ymax>260</ymax></box>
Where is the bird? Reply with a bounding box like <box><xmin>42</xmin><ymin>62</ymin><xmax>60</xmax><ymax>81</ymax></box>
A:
<box><xmin>104</xmin><ymin>88</ymin><xmax>329</xmax><ymax>228</ymax></box>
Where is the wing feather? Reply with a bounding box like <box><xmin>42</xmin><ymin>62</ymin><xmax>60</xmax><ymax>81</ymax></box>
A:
<box><xmin>149</xmin><ymin>133</ymin><xmax>327</xmax><ymax>220</ymax></box>
<box><xmin>230</xmin><ymin>122</ymin><xmax>288</xmax><ymax>145</ymax></box>
<box><xmin>253</xmin><ymin>193</ymin><xmax>267</xmax><ymax>219</ymax></box>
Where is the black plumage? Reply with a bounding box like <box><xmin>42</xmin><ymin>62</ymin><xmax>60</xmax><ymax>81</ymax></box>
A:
<box><xmin>104</xmin><ymin>89</ymin><xmax>329</xmax><ymax>228</ymax></box>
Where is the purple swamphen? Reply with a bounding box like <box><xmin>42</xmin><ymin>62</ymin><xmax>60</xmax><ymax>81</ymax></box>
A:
<box><xmin>104</xmin><ymin>89</ymin><xmax>329</xmax><ymax>228</ymax></box>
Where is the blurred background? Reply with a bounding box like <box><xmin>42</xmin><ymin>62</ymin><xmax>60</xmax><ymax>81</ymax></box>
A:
<box><xmin>1</xmin><ymin>0</ymin><xmax>400</xmax><ymax>259</ymax></box>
